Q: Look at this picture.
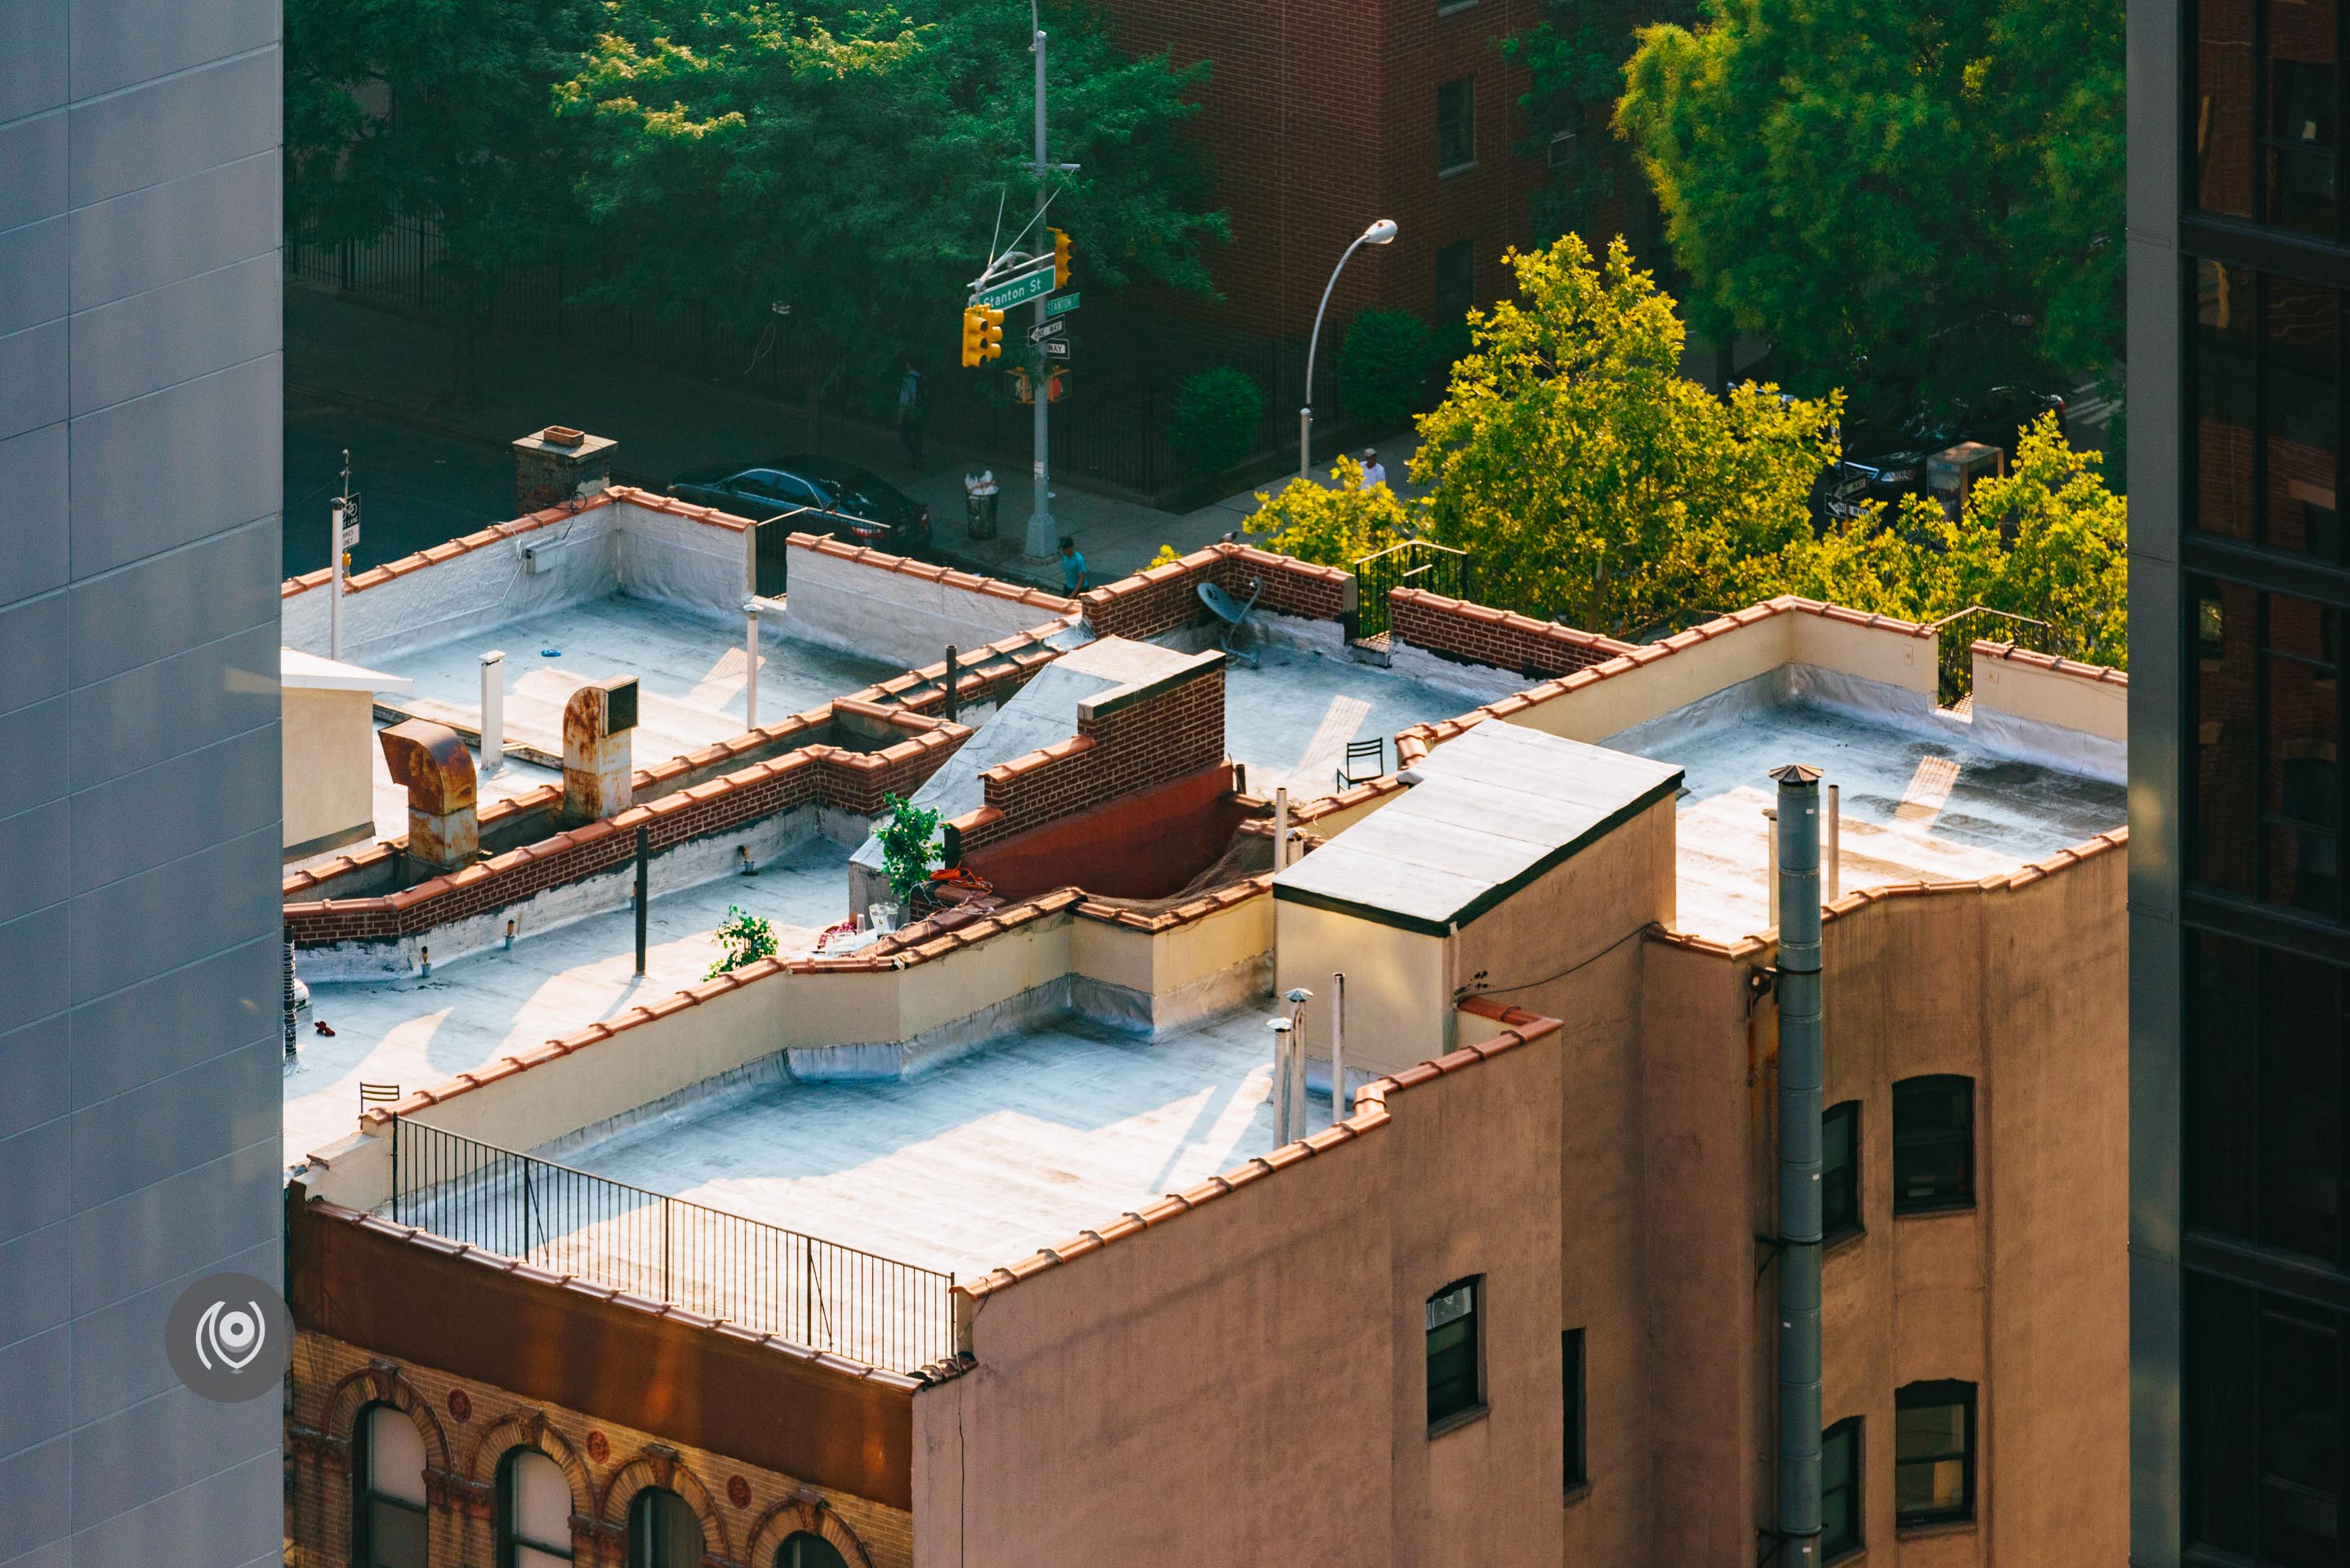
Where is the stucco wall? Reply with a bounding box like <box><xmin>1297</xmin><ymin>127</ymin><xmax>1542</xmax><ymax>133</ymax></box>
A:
<box><xmin>912</xmin><ymin>1019</ymin><xmax>1567</xmax><ymax>1567</ymax></box>
<box><xmin>777</xmin><ymin>537</ymin><xmax>1076</xmax><ymax>670</ymax></box>
<box><xmin>1273</xmin><ymin>901</ymin><xmax>1449</xmax><ymax>1076</ymax></box>
<box><xmin>284</xmin><ymin>685</ymin><xmax>377</xmax><ymax>856</ymax></box>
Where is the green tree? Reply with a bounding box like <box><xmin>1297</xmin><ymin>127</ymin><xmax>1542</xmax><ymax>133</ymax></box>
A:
<box><xmin>1411</xmin><ymin>234</ymin><xmax>1840</xmax><ymax>638</ymax></box>
<box><xmin>1948</xmin><ymin>412</ymin><xmax>2129</xmax><ymax>666</ymax></box>
<box><xmin>1251</xmin><ymin>457</ymin><xmax>1422</xmax><ymax>569</ymax></box>
<box><xmin>285</xmin><ymin>0</ymin><xmax>602</xmax><ymax>397</ymax></box>
<box><xmin>704</xmin><ymin>906</ymin><xmax>779</xmax><ymax>978</ymax></box>
<box><xmin>1336</xmin><ymin>309</ymin><xmax>1436</xmax><ymax>434</ymax></box>
<box><xmin>1615</xmin><ymin>0</ymin><xmax>2122</xmax><ymax>418</ymax></box>
<box><xmin>557</xmin><ymin>0</ymin><xmax>1227</xmax><ymax>401</ymax></box>
<box><xmin>1169</xmin><ymin>366</ymin><xmax>1264</xmax><ymax>477</ymax></box>
<box><xmin>1500</xmin><ymin>0</ymin><xmax>1696</xmax><ymax>252</ymax></box>
<box><xmin>876</xmin><ymin>793</ymin><xmax>943</xmax><ymax>907</ymax></box>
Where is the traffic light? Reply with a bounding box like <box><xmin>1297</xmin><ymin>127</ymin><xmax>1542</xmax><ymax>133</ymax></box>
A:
<box><xmin>977</xmin><ymin>304</ymin><xmax>1004</xmax><ymax>361</ymax></box>
<box><xmin>960</xmin><ymin>306</ymin><xmax>985</xmax><ymax>368</ymax></box>
<box><xmin>1051</xmin><ymin>228</ymin><xmax>1072</xmax><ymax>289</ymax></box>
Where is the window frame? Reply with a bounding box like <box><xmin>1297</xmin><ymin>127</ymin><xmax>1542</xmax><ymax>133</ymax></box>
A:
<box><xmin>1822</xmin><ymin>1416</ymin><xmax>1864</xmax><ymax>1561</ymax></box>
<box><xmin>627</xmin><ymin>1486</ymin><xmax>702</xmax><ymax>1568</ymax></box>
<box><xmin>497</xmin><ymin>1447</ymin><xmax>575</xmax><ymax>1566</ymax></box>
<box><xmin>1822</xmin><ymin>1099</ymin><xmax>1863</xmax><ymax>1242</ymax></box>
<box><xmin>1893</xmin><ymin>1379</ymin><xmax>1978</xmax><ymax>1528</ymax></box>
<box><xmin>1425</xmin><ymin>1276</ymin><xmax>1485</xmax><ymax>1431</ymax></box>
<box><xmin>1561</xmin><ymin>1327</ymin><xmax>1587</xmax><ymax>1492</ymax></box>
<box><xmin>776</xmin><ymin>1531</ymin><xmax>851</xmax><ymax>1568</ymax></box>
<box><xmin>1437</xmin><ymin>78</ymin><xmax>1477</xmax><ymax>174</ymax></box>
<box><xmin>352</xmin><ymin>1403</ymin><xmax>430</xmax><ymax>1568</ymax></box>
<box><xmin>1892</xmin><ymin>1075</ymin><xmax>1976</xmax><ymax>1216</ymax></box>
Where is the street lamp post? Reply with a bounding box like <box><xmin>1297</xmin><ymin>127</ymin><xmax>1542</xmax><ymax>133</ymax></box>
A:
<box><xmin>1300</xmin><ymin>219</ymin><xmax>1398</xmax><ymax>482</ymax></box>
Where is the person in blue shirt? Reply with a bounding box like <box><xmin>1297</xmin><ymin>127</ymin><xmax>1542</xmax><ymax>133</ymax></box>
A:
<box><xmin>896</xmin><ymin>359</ymin><xmax>925</xmax><ymax>469</ymax></box>
<box><xmin>1059</xmin><ymin>536</ymin><xmax>1087</xmax><ymax>594</ymax></box>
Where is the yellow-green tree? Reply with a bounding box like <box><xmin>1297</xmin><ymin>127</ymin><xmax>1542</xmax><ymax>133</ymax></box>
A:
<box><xmin>1410</xmin><ymin>234</ymin><xmax>1841</xmax><ymax>638</ymax></box>
<box><xmin>1250</xmin><ymin>457</ymin><xmax>1421</xmax><ymax>568</ymax></box>
<box><xmin>1948</xmin><ymin>413</ymin><xmax>2129</xmax><ymax>666</ymax></box>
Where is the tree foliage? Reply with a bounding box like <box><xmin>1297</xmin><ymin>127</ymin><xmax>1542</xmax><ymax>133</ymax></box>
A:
<box><xmin>1336</xmin><ymin>309</ymin><xmax>1436</xmax><ymax>434</ymax></box>
<box><xmin>1500</xmin><ymin>0</ymin><xmax>1697</xmax><ymax>252</ymax></box>
<box><xmin>704</xmin><ymin>906</ymin><xmax>779</xmax><ymax>978</ymax></box>
<box><xmin>876</xmin><ymin>792</ymin><xmax>943</xmax><ymax>906</ymax></box>
<box><xmin>556</xmin><ymin>0</ymin><xmax>1227</xmax><ymax>385</ymax></box>
<box><xmin>1252</xmin><ymin>457</ymin><xmax>1420</xmax><ymax>569</ymax></box>
<box><xmin>1411</xmin><ymin>235</ymin><xmax>1840</xmax><ymax>637</ymax></box>
<box><xmin>1615</xmin><ymin>0</ymin><xmax>2122</xmax><ymax>416</ymax></box>
<box><xmin>1169</xmin><ymin>366</ymin><xmax>1264</xmax><ymax>477</ymax></box>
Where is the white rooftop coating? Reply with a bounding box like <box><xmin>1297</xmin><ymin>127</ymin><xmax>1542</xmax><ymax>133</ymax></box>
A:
<box><xmin>1215</xmin><ymin>644</ymin><xmax>1491</xmax><ymax>799</ymax></box>
<box><xmin>282</xmin><ymin>647</ymin><xmax>412</xmax><ymax>693</ymax></box>
<box><xmin>1608</xmin><ymin>671</ymin><xmax>2128</xmax><ymax>940</ymax></box>
<box><xmin>377</xmin><ymin>595</ymin><xmax>897</xmax><ymax>763</ymax></box>
<box><xmin>285</xmin><ymin>838</ymin><xmax>855</xmax><ymax>1161</ymax></box>
<box><xmin>539</xmin><ymin>1008</ymin><xmax>1284</xmax><ymax>1281</ymax></box>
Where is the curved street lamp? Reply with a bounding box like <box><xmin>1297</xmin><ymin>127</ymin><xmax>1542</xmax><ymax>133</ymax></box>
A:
<box><xmin>1300</xmin><ymin>218</ymin><xmax>1398</xmax><ymax>482</ymax></box>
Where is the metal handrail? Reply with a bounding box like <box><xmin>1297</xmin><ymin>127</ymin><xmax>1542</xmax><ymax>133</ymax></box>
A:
<box><xmin>386</xmin><ymin>1116</ymin><xmax>956</xmax><ymax>1373</ymax></box>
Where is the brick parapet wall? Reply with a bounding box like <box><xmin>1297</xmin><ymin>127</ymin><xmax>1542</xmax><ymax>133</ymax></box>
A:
<box><xmin>1389</xmin><ymin>586</ymin><xmax>1638</xmax><ymax>677</ymax></box>
<box><xmin>953</xmin><ymin>657</ymin><xmax>1228</xmax><ymax>855</ymax></box>
<box><xmin>285</xmin><ymin>724</ymin><xmax>968</xmax><ymax>947</ymax></box>
<box><xmin>1081</xmin><ymin>542</ymin><xmax>1353</xmax><ymax>642</ymax></box>
<box><xmin>284</xmin><ymin>1327</ymin><xmax>908</xmax><ymax>1568</ymax></box>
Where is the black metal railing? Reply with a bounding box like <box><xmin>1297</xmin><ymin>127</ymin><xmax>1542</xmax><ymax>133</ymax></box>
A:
<box><xmin>1928</xmin><ymin>605</ymin><xmax>2053</xmax><ymax>709</ymax></box>
<box><xmin>1351</xmin><ymin>539</ymin><xmax>1470</xmax><ymax>641</ymax></box>
<box><xmin>387</xmin><ymin>1116</ymin><xmax>956</xmax><ymax>1373</ymax></box>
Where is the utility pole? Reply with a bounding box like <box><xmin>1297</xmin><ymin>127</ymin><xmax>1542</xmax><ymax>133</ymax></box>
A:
<box><xmin>1023</xmin><ymin>22</ymin><xmax>1057</xmax><ymax>562</ymax></box>
<box><xmin>330</xmin><ymin>448</ymin><xmax>354</xmax><ymax>661</ymax></box>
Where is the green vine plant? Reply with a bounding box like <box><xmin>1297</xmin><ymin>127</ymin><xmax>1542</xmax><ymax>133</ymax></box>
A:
<box><xmin>705</xmin><ymin>906</ymin><xmax>778</xmax><ymax>979</ymax></box>
<box><xmin>876</xmin><ymin>793</ymin><xmax>943</xmax><ymax>908</ymax></box>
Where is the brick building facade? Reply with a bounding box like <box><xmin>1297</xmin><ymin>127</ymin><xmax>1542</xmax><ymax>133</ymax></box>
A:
<box><xmin>1100</xmin><ymin>0</ymin><xmax>1546</xmax><ymax>340</ymax></box>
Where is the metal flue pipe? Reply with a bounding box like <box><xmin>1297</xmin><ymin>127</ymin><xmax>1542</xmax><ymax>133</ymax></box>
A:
<box><xmin>1771</xmin><ymin>764</ymin><xmax>1825</xmax><ymax>1561</ymax></box>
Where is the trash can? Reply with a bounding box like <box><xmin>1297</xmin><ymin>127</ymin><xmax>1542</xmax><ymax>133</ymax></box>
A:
<box><xmin>965</xmin><ymin>488</ymin><xmax>999</xmax><ymax>539</ymax></box>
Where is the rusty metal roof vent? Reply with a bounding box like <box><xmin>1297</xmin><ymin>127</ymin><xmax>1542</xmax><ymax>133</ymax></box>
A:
<box><xmin>605</xmin><ymin>677</ymin><xmax>640</xmax><ymax>734</ymax></box>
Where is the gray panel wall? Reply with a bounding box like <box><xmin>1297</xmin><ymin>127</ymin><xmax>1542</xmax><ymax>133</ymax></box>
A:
<box><xmin>0</xmin><ymin>1</ymin><xmax>284</xmax><ymax>1564</ymax></box>
<box><xmin>2125</xmin><ymin>0</ymin><xmax>2183</xmax><ymax>1559</ymax></box>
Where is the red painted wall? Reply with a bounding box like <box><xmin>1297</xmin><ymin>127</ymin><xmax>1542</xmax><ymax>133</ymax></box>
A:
<box><xmin>967</xmin><ymin>764</ymin><xmax>1246</xmax><ymax>902</ymax></box>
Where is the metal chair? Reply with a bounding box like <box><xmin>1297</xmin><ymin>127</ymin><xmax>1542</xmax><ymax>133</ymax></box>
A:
<box><xmin>1336</xmin><ymin>737</ymin><xmax>1386</xmax><ymax>790</ymax></box>
<box><xmin>359</xmin><ymin>1083</ymin><xmax>400</xmax><ymax>1111</ymax></box>
<box><xmin>1196</xmin><ymin>578</ymin><xmax>1263</xmax><ymax>667</ymax></box>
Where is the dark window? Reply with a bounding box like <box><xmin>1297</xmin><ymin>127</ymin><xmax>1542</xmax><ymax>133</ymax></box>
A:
<box><xmin>1892</xmin><ymin>1076</ymin><xmax>1973</xmax><ymax>1214</ymax></box>
<box><xmin>2187</xmin><ymin>1273</ymin><xmax>2346</xmax><ymax>1562</ymax></box>
<box><xmin>627</xmin><ymin>1487</ymin><xmax>701</xmax><ymax>1568</ymax></box>
<box><xmin>497</xmin><ymin>1449</ymin><xmax>574</xmax><ymax>1567</ymax></box>
<box><xmin>1894</xmin><ymin>1380</ymin><xmax>1977</xmax><ymax>1526</ymax></box>
<box><xmin>1426</xmin><ymin>1277</ymin><xmax>1483</xmax><ymax>1427</ymax></box>
<box><xmin>2196</xmin><ymin>0</ymin><xmax>2255</xmax><ymax>215</ymax></box>
<box><xmin>2266</xmin><ymin>278</ymin><xmax>2341</xmax><ymax>555</ymax></box>
<box><xmin>2265</xmin><ymin>0</ymin><xmax>2340</xmax><ymax>234</ymax></box>
<box><xmin>1435</xmin><ymin>242</ymin><xmax>1476</xmax><ymax>330</ymax></box>
<box><xmin>2194</xmin><ymin>0</ymin><xmax>2345</xmax><ymax>230</ymax></box>
<box><xmin>1438</xmin><ymin>78</ymin><xmax>1475</xmax><ymax>172</ymax></box>
<box><xmin>354</xmin><ymin>1405</ymin><xmax>429</xmax><ymax>1568</ymax></box>
<box><xmin>1822</xmin><ymin>1417</ymin><xmax>1863</xmax><ymax>1560</ymax></box>
<box><xmin>1822</xmin><ymin>1100</ymin><xmax>1862</xmax><ymax>1241</ymax></box>
<box><xmin>777</xmin><ymin>1534</ymin><xmax>849</xmax><ymax>1568</ymax></box>
<box><xmin>2196</xmin><ymin>261</ymin><xmax>2258</xmax><ymax>540</ymax></box>
<box><xmin>1562</xmin><ymin>1328</ymin><xmax>1587</xmax><ymax>1490</ymax></box>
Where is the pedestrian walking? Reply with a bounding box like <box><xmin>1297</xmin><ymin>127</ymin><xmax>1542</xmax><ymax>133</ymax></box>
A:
<box><xmin>1059</xmin><ymin>536</ymin><xmax>1088</xmax><ymax>595</ymax></box>
<box><xmin>1358</xmin><ymin>447</ymin><xmax>1387</xmax><ymax>488</ymax></box>
<box><xmin>897</xmin><ymin>359</ymin><xmax>926</xmax><ymax>469</ymax></box>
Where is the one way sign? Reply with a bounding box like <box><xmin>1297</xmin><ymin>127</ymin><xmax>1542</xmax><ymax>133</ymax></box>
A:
<box><xmin>1027</xmin><ymin>319</ymin><xmax>1066</xmax><ymax>345</ymax></box>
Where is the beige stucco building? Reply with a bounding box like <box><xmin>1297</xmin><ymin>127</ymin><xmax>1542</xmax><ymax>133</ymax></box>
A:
<box><xmin>279</xmin><ymin>564</ymin><xmax>2129</xmax><ymax>1567</ymax></box>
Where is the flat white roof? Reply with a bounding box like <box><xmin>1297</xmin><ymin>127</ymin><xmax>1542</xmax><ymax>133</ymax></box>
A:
<box><xmin>282</xmin><ymin>647</ymin><xmax>412</xmax><ymax>693</ymax></box>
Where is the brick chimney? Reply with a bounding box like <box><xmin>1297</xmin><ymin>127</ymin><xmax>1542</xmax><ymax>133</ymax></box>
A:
<box><xmin>563</xmin><ymin>676</ymin><xmax>640</xmax><ymax>823</ymax></box>
<box><xmin>514</xmin><ymin>425</ymin><xmax>617</xmax><ymax>514</ymax></box>
<box><xmin>378</xmin><ymin>719</ymin><xmax>479</xmax><ymax>871</ymax></box>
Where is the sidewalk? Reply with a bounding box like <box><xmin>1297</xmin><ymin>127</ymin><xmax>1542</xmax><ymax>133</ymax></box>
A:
<box><xmin>285</xmin><ymin>286</ymin><xmax>1431</xmax><ymax>592</ymax></box>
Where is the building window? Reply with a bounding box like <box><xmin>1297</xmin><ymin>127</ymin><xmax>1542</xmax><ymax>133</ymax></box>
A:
<box><xmin>1822</xmin><ymin>1417</ymin><xmax>1863</xmax><ymax>1560</ymax></box>
<box><xmin>2187</xmin><ymin>1272</ymin><xmax>2346</xmax><ymax>1562</ymax></box>
<box><xmin>2187</xmin><ymin>262</ymin><xmax>2343</xmax><ymax>559</ymax></box>
<box><xmin>1438</xmin><ymin>78</ymin><xmax>1476</xmax><ymax>172</ymax></box>
<box><xmin>1822</xmin><ymin>1100</ymin><xmax>1862</xmax><ymax>1241</ymax></box>
<box><xmin>354</xmin><ymin>1404</ymin><xmax>429</xmax><ymax>1568</ymax></box>
<box><xmin>1435</xmin><ymin>242</ymin><xmax>1476</xmax><ymax>331</ymax></box>
<box><xmin>1894</xmin><ymin>1380</ymin><xmax>1977</xmax><ymax>1526</ymax></box>
<box><xmin>1562</xmin><ymin>1328</ymin><xmax>1587</xmax><ymax>1490</ymax></box>
<box><xmin>2188</xmin><ymin>576</ymin><xmax>2344</xmax><ymax>912</ymax></box>
<box><xmin>1892</xmin><ymin>1076</ymin><xmax>1974</xmax><ymax>1214</ymax></box>
<box><xmin>2191</xmin><ymin>0</ymin><xmax>2342</xmax><ymax>232</ymax></box>
<box><xmin>497</xmin><ymin>1449</ymin><xmax>574</xmax><ymax>1566</ymax></box>
<box><xmin>1426</xmin><ymin>1277</ymin><xmax>1483</xmax><ymax>1428</ymax></box>
<box><xmin>777</xmin><ymin>1533</ymin><xmax>849</xmax><ymax>1568</ymax></box>
<box><xmin>1548</xmin><ymin>129</ymin><xmax>1578</xmax><ymax>170</ymax></box>
<box><xmin>627</xmin><ymin>1487</ymin><xmax>702</xmax><ymax>1568</ymax></box>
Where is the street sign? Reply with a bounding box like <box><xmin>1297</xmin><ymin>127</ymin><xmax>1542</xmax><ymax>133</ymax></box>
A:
<box><xmin>1038</xmin><ymin>338</ymin><xmax>1072</xmax><ymax>360</ymax></box>
<box><xmin>974</xmin><ymin>264</ymin><xmax>1057</xmax><ymax>311</ymax></box>
<box><xmin>1027</xmin><ymin>318</ymin><xmax>1066</xmax><ymax>345</ymax></box>
<box><xmin>1045</xmin><ymin>292</ymin><xmax>1081</xmax><ymax>318</ymax></box>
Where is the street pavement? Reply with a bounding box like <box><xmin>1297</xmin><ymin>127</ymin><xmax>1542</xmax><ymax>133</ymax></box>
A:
<box><xmin>283</xmin><ymin>285</ymin><xmax>1428</xmax><ymax>591</ymax></box>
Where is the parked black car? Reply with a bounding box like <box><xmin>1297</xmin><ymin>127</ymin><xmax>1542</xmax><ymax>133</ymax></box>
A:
<box><xmin>668</xmin><ymin>456</ymin><xmax>932</xmax><ymax>550</ymax></box>
<box><xmin>1838</xmin><ymin>387</ymin><xmax>2066</xmax><ymax>509</ymax></box>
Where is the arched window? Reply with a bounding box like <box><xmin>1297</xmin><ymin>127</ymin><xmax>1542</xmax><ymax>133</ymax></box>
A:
<box><xmin>628</xmin><ymin>1486</ymin><xmax>702</xmax><ymax>1568</ymax></box>
<box><xmin>777</xmin><ymin>1531</ymin><xmax>849</xmax><ymax>1568</ymax></box>
<box><xmin>497</xmin><ymin>1448</ymin><xmax>574</xmax><ymax>1566</ymax></box>
<box><xmin>352</xmin><ymin>1403</ymin><xmax>428</xmax><ymax>1568</ymax></box>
